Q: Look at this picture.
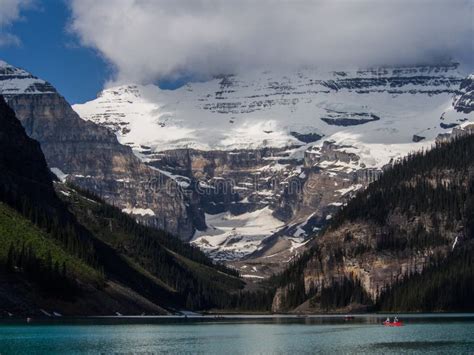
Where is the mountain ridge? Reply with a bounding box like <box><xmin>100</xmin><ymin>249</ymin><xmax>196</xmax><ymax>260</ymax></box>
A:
<box><xmin>73</xmin><ymin>63</ymin><xmax>473</xmax><ymax>273</ymax></box>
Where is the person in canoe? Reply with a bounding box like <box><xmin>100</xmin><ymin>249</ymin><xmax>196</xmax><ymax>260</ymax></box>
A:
<box><xmin>384</xmin><ymin>317</ymin><xmax>403</xmax><ymax>326</ymax></box>
<box><xmin>392</xmin><ymin>317</ymin><xmax>403</xmax><ymax>326</ymax></box>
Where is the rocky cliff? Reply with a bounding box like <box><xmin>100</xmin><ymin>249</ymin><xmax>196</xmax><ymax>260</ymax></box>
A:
<box><xmin>0</xmin><ymin>60</ymin><xmax>203</xmax><ymax>240</ymax></box>
<box><xmin>454</xmin><ymin>74</ymin><xmax>474</xmax><ymax>113</ymax></box>
<box><xmin>0</xmin><ymin>95</ymin><xmax>60</xmax><ymax>214</ymax></box>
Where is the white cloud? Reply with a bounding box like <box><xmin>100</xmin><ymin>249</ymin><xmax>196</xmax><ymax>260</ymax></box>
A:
<box><xmin>0</xmin><ymin>0</ymin><xmax>32</xmax><ymax>46</ymax></box>
<box><xmin>69</xmin><ymin>0</ymin><xmax>473</xmax><ymax>84</ymax></box>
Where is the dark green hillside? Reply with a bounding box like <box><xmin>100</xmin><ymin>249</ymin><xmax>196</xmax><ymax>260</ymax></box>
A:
<box><xmin>58</xmin><ymin>183</ymin><xmax>244</xmax><ymax>310</ymax></box>
<box><xmin>0</xmin><ymin>96</ymin><xmax>105</xmax><ymax>314</ymax></box>
<box><xmin>332</xmin><ymin>135</ymin><xmax>474</xmax><ymax>230</ymax></box>
<box><xmin>377</xmin><ymin>244</ymin><xmax>474</xmax><ymax>312</ymax></box>
<box><xmin>0</xmin><ymin>95</ymin><xmax>170</xmax><ymax>315</ymax></box>
<box><xmin>376</xmin><ymin>178</ymin><xmax>474</xmax><ymax>312</ymax></box>
<box><xmin>0</xmin><ymin>202</ymin><xmax>102</xmax><ymax>297</ymax></box>
<box><xmin>0</xmin><ymin>95</ymin><xmax>97</xmax><ymax>266</ymax></box>
<box><xmin>270</xmin><ymin>133</ymin><xmax>474</xmax><ymax>313</ymax></box>
<box><xmin>0</xmin><ymin>95</ymin><xmax>244</xmax><ymax>315</ymax></box>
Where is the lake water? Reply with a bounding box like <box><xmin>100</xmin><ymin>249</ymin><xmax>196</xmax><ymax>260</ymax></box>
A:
<box><xmin>0</xmin><ymin>314</ymin><xmax>473</xmax><ymax>354</ymax></box>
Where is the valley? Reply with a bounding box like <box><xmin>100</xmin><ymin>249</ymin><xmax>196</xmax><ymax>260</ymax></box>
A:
<box><xmin>1</xmin><ymin>59</ymin><xmax>473</xmax><ymax>292</ymax></box>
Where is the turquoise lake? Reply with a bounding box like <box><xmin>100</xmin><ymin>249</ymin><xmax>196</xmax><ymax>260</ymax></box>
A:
<box><xmin>0</xmin><ymin>314</ymin><xmax>473</xmax><ymax>354</ymax></box>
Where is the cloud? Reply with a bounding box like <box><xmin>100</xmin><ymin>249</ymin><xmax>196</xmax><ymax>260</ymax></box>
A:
<box><xmin>69</xmin><ymin>0</ymin><xmax>473</xmax><ymax>84</ymax></box>
<box><xmin>0</xmin><ymin>0</ymin><xmax>33</xmax><ymax>46</ymax></box>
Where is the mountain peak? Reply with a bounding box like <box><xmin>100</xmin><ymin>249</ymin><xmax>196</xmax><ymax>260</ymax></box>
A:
<box><xmin>98</xmin><ymin>84</ymin><xmax>144</xmax><ymax>100</ymax></box>
<box><xmin>0</xmin><ymin>59</ymin><xmax>56</xmax><ymax>97</ymax></box>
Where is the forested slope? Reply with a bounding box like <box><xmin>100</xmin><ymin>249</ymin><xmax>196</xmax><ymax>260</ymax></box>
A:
<box><xmin>0</xmin><ymin>96</ymin><xmax>244</xmax><ymax>316</ymax></box>
<box><xmin>271</xmin><ymin>131</ymin><xmax>474</xmax><ymax>312</ymax></box>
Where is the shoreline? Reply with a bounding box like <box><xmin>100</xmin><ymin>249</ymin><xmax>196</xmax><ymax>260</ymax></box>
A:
<box><xmin>1</xmin><ymin>312</ymin><xmax>473</xmax><ymax>324</ymax></box>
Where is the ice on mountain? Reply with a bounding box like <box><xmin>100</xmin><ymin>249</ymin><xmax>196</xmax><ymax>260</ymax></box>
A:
<box><xmin>73</xmin><ymin>64</ymin><xmax>474</xmax><ymax>170</ymax></box>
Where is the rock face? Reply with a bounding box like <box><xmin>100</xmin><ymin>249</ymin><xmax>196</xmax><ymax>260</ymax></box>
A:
<box><xmin>149</xmin><ymin>135</ymin><xmax>382</xmax><ymax>264</ymax></box>
<box><xmin>454</xmin><ymin>75</ymin><xmax>474</xmax><ymax>113</ymax></box>
<box><xmin>151</xmin><ymin>147</ymin><xmax>295</xmax><ymax>213</ymax></box>
<box><xmin>72</xmin><ymin>63</ymin><xmax>474</xmax><ymax>272</ymax></box>
<box><xmin>0</xmin><ymin>60</ymin><xmax>203</xmax><ymax>240</ymax></box>
<box><xmin>320</xmin><ymin>112</ymin><xmax>380</xmax><ymax>126</ymax></box>
<box><xmin>150</xmin><ymin>147</ymin><xmax>299</xmax><ymax>260</ymax></box>
<box><xmin>0</xmin><ymin>95</ymin><xmax>59</xmax><ymax>213</ymax></box>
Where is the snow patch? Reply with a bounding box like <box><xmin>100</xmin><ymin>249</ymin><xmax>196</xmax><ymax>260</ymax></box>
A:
<box><xmin>50</xmin><ymin>168</ymin><xmax>68</xmax><ymax>182</ymax></box>
<box><xmin>452</xmin><ymin>236</ymin><xmax>459</xmax><ymax>250</ymax></box>
<box><xmin>336</xmin><ymin>184</ymin><xmax>363</xmax><ymax>196</ymax></box>
<box><xmin>122</xmin><ymin>207</ymin><xmax>156</xmax><ymax>217</ymax></box>
<box><xmin>191</xmin><ymin>206</ymin><xmax>285</xmax><ymax>261</ymax></box>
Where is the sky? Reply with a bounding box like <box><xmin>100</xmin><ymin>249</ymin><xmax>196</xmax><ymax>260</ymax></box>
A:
<box><xmin>0</xmin><ymin>0</ymin><xmax>109</xmax><ymax>103</ymax></box>
<box><xmin>0</xmin><ymin>0</ymin><xmax>473</xmax><ymax>104</ymax></box>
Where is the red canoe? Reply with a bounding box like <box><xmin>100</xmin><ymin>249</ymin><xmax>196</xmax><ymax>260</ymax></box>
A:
<box><xmin>383</xmin><ymin>321</ymin><xmax>403</xmax><ymax>327</ymax></box>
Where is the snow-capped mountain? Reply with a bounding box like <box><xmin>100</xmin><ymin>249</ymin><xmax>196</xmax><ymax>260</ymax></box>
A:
<box><xmin>0</xmin><ymin>60</ymin><xmax>56</xmax><ymax>97</ymax></box>
<box><xmin>73</xmin><ymin>63</ymin><xmax>473</xmax><ymax>270</ymax></box>
<box><xmin>75</xmin><ymin>64</ymin><xmax>468</xmax><ymax>164</ymax></box>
